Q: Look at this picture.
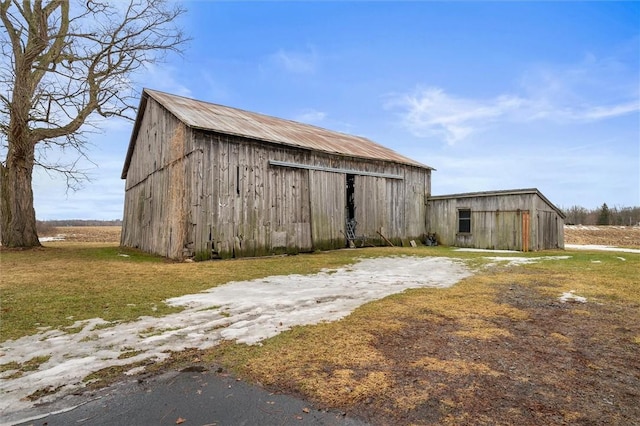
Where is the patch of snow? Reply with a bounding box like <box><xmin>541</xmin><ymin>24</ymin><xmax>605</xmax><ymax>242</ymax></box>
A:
<box><xmin>117</xmin><ymin>253</ymin><xmax>130</xmax><ymax>257</ymax></box>
<box><xmin>591</xmin><ymin>260</ymin><xmax>602</xmax><ymax>264</ymax></box>
<box><xmin>455</xmin><ymin>248</ymin><xmax>520</xmax><ymax>253</ymax></box>
<box><xmin>559</xmin><ymin>291</ymin><xmax>587</xmax><ymax>303</ymax></box>
<box><xmin>564</xmin><ymin>225</ymin><xmax>599</xmax><ymax>230</ymax></box>
<box><xmin>0</xmin><ymin>256</ymin><xmax>471</xmax><ymax>422</ymax></box>
<box><xmin>38</xmin><ymin>235</ymin><xmax>65</xmax><ymax>242</ymax></box>
<box><xmin>482</xmin><ymin>256</ymin><xmax>571</xmax><ymax>267</ymax></box>
<box><xmin>564</xmin><ymin>225</ymin><xmax>630</xmax><ymax>230</ymax></box>
<box><xmin>616</xmin><ymin>257</ymin><xmax>626</xmax><ymax>261</ymax></box>
<box><xmin>124</xmin><ymin>366</ymin><xmax>146</xmax><ymax>376</ymax></box>
<box><xmin>454</xmin><ymin>249</ymin><xmax>574</xmax><ymax>267</ymax></box>
<box><xmin>565</xmin><ymin>244</ymin><xmax>640</xmax><ymax>254</ymax></box>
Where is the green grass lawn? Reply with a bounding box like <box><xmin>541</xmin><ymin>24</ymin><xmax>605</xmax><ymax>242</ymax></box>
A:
<box><xmin>1</xmin><ymin>243</ymin><xmax>455</xmax><ymax>341</ymax></box>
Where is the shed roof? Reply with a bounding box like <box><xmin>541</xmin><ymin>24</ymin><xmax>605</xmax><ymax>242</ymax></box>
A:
<box><xmin>122</xmin><ymin>89</ymin><xmax>431</xmax><ymax>178</ymax></box>
<box><xmin>429</xmin><ymin>188</ymin><xmax>566</xmax><ymax>218</ymax></box>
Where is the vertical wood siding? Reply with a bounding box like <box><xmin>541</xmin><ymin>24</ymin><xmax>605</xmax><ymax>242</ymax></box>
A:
<box><xmin>427</xmin><ymin>193</ymin><xmax>564</xmax><ymax>251</ymax></box>
<box><xmin>534</xmin><ymin>195</ymin><xmax>564</xmax><ymax>249</ymax></box>
<box><xmin>354</xmin><ymin>175</ymin><xmax>387</xmax><ymax>241</ymax></box>
<box><xmin>309</xmin><ymin>170</ymin><xmax>344</xmax><ymax>250</ymax></box>
<box><xmin>404</xmin><ymin>167</ymin><xmax>429</xmax><ymax>239</ymax></box>
<box><xmin>121</xmin><ymin>99</ymin><xmax>198</xmax><ymax>258</ymax></box>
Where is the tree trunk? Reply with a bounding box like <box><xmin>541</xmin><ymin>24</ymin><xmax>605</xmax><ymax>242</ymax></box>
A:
<box><xmin>0</xmin><ymin>147</ymin><xmax>41</xmax><ymax>248</ymax></box>
<box><xmin>1</xmin><ymin>26</ymin><xmax>42</xmax><ymax>249</ymax></box>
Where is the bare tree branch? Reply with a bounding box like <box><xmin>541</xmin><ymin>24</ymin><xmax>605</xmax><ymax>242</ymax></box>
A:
<box><xmin>0</xmin><ymin>0</ymin><xmax>188</xmax><ymax>247</ymax></box>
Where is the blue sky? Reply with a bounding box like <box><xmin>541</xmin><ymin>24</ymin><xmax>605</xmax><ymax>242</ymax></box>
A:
<box><xmin>33</xmin><ymin>1</ymin><xmax>639</xmax><ymax>220</ymax></box>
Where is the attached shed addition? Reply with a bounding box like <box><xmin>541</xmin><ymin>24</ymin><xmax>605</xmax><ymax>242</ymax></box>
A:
<box><xmin>427</xmin><ymin>189</ymin><xmax>565</xmax><ymax>251</ymax></box>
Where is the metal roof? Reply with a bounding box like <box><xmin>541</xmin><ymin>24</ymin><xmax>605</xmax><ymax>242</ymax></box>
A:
<box><xmin>429</xmin><ymin>188</ymin><xmax>566</xmax><ymax>218</ymax></box>
<box><xmin>122</xmin><ymin>89</ymin><xmax>431</xmax><ymax>179</ymax></box>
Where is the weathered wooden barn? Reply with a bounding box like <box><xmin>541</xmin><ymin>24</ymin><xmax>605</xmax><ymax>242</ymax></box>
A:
<box><xmin>120</xmin><ymin>89</ymin><xmax>433</xmax><ymax>259</ymax></box>
<box><xmin>427</xmin><ymin>189</ymin><xmax>565</xmax><ymax>251</ymax></box>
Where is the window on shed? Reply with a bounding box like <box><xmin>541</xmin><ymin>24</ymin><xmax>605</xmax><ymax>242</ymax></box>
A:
<box><xmin>458</xmin><ymin>209</ymin><xmax>471</xmax><ymax>233</ymax></box>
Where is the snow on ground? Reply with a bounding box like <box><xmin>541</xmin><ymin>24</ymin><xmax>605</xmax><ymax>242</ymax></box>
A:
<box><xmin>559</xmin><ymin>291</ymin><xmax>587</xmax><ymax>303</ymax></box>
<box><xmin>458</xmin><ymin>244</ymin><xmax>640</xmax><ymax>256</ymax></box>
<box><xmin>38</xmin><ymin>235</ymin><xmax>66</xmax><ymax>242</ymax></box>
<box><xmin>455</xmin><ymin>248</ymin><xmax>520</xmax><ymax>253</ymax></box>
<box><xmin>453</xmin><ymin>248</ymin><xmax>572</xmax><ymax>267</ymax></box>
<box><xmin>565</xmin><ymin>244</ymin><xmax>640</xmax><ymax>254</ymax></box>
<box><xmin>564</xmin><ymin>225</ymin><xmax>636</xmax><ymax>231</ymax></box>
<box><xmin>0</xmin><ymin>256</ymin><xmax>472</xmax><ymax>420</ymax></box>
<box><xmin>482</xmin><ymin>256</ymin><xmax>572</xmax><ymax>267</ymax></box>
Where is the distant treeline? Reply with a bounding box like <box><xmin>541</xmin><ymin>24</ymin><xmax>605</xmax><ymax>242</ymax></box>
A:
<box><xmin>37</xmin><ymin>219</ymin><xmax>123</xmax><ymax>227</ymax></box>
<box><xmin>562</xmin><ymin>204</ymin><xmax>640</xmax><ymax>226</ymax></box>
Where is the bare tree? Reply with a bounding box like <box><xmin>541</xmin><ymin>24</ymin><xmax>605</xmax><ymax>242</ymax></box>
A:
<box><xmin>0</xmin><ymin>0</ymin><xmax>186</xmax><ymax>247</ymax></box>
<box><xmin>562</xmin><ymin>205</ymin><xmax>589</xmax><ymax>225</ymax></box>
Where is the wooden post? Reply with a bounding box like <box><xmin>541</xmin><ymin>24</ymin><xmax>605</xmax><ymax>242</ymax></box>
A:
<box><xmin>377</xmin><ymin>230</ymin><xmax>395</xmax><ymax>247</ymax></box>
<box><xmin>522</xmin><ymin>211</ymin><xmax>530</xmax><ymax>252</ymax></box>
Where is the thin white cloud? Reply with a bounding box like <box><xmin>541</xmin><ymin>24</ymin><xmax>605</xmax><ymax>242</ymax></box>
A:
<box><xmin>141</xmin><ymin>63</ymin><xmax>193</xmax><ymax>98</ymax></box>
<box><xmin>269</xmin><ymin>46</ymin><xmax>318</xmax><ymax>74</ymax></box>
<box><xmin>200</xmin><ymin>70</ymin><xmax>231</xmax><ymax>102</ymax></box>
<box><xmin>389</xmin><ymin>54</ymin><xmax>639</xmax><ymax>145</ymax></box>
<box><xmin>388</xmin><ymin>87</ymin><xmax>525</xmax><ymax>144</ymax></box>
<box><xmin>389</xmin><ymin>87</ymin><xmax>638</xmax><ymax>145</ymax></box>
<box><xmin>579</xmin><ymin>101</ymin><xmax>640</xmax><ymax>120</ymax></box>
<box><xmin>294</xmin><ymin>108</ymin><xmax>327</xmax><ymax>124</ymax></box>
<box><xmin>416</xmin><ymin>141</ymin><xmax>639</xmax><ymax>209</ymax></box>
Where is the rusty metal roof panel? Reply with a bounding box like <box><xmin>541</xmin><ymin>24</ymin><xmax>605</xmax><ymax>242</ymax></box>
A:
<box><xmin>144</xmin><ymin>89</ymin><xmax>431</xmax><ymax>169</ymax></box>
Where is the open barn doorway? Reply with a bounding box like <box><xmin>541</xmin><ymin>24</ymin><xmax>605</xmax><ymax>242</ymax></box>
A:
<box><xmin>345</xmin><ymin>174</ymin><xmax>356</xmax><ymax>245</ymax></box>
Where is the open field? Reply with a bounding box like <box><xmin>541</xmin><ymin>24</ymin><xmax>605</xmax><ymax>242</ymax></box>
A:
<box><xmin>38</xmin><ymin>225</ymin><xmax>122</xmax><ymax>243</ymax></box>
<box><xmin>564</xmin><ymin>225</ymin><xmax>640</xmax><ymax>247</ymax></box>
<box><xmin>37</xmin><ymin>224</ymin><xmax>640</xmax><ymax>247</ymax></box>
<box><xmin>1</xmin><ymin>226</ymin><xmax>639</xmax><ymax>424</ymax></box>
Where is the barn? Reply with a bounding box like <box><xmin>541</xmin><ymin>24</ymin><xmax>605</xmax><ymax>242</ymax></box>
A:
<box><xmin>120</xmin><ymin>89</ymin><xmax>433</xmax><ymax>259</ymax></box>
<box><xmin>427</xmin><ymin>189</ymin><xmax>565</xmax><ymax>251</ymax></box>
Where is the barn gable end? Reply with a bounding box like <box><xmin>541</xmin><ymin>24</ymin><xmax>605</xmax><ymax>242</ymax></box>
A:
<box><xmin>120</xmin><ymin>94</ymin><xmax>197</xmax><ymax>258</ymax></box>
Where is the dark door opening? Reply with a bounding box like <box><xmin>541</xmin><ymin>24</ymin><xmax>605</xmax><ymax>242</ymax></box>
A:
<box><xmin>346</xmin><ymin>174</ymin><xmax>355</xmax><ymax>221</ymax></box>
<box><xmin>345</xmin><ymin>174</ymin><xmax>356</xmax><ymax>246</ymax></box>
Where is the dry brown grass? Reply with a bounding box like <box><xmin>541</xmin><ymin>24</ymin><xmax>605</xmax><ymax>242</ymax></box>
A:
<box><xmin>39</xmin><ymin>226</ymin><xmax>122</xmax><ymax>243</ymax></box>
<box><xmin>211</xmin><ymin>271</ymin><xmax>525</xmax><ymax>403</ymax></box>
<box><xmin>210</xmin><ymin>251</ymin><xmax>640</xmax><ymax>425</ymax></box>
<box><xmin>565</xmin><ymin>225</ymin><xmax>640</xmax><ymax>247</ymax></box>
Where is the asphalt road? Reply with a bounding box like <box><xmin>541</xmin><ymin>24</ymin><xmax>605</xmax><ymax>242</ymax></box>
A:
<box><xmin>10</xmin><ymin>368</ymin><xmax>368</xmax><ymax>426</ymax></box>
